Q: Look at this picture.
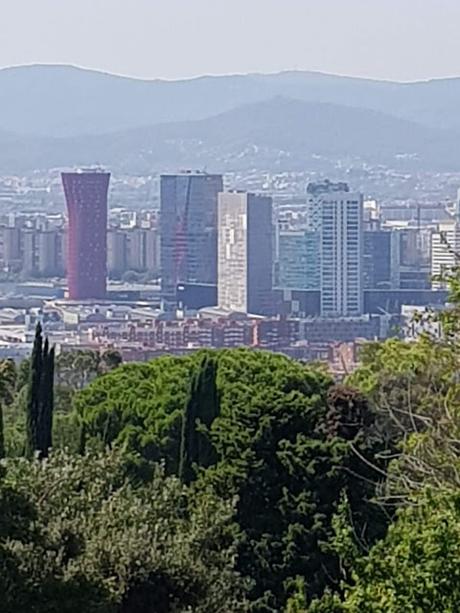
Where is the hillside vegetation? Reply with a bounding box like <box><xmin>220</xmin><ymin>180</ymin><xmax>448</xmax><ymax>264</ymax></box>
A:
<box><xmin>1</xmin><ymin>280</ymin><xmax>460</xmax><ymax>610</ymax></box>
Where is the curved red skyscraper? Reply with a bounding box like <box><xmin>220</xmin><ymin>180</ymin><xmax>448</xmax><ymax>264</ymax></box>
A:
<box><xmin>61</xmin><ymin>169</ymin><xmax>110</xmax><ymax>300</ymax></box>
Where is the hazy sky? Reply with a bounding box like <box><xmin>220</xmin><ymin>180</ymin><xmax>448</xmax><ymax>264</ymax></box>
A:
<box><xmin>2</xmin><ymin>0</ymin><xmax>460</xmax><ymax>81</ymax></box>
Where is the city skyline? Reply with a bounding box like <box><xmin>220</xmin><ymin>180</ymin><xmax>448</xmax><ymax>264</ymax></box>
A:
<box><xmin>2</xmin><ymin>0</ymin><xmax>460</xmax><ymax>82</ymax></box>
<box><xmin>0</xmin><ymin>166</ymin><xmax>452</xmax><ymax>363</ymax></box>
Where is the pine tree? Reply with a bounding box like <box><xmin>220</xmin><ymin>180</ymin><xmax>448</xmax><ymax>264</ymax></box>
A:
<box><xmin>179</xmin><ymin>355</ymin><xmax>220</xmax><ymax>484</ymax></box>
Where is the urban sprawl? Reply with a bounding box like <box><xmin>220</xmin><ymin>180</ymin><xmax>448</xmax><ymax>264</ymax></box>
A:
<box><xmin>0</xmin><ymin>168</ymin><xmax>455</xmax><ymax>375</ymax></box>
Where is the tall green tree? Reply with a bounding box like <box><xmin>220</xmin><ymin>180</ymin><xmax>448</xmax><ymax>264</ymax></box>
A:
<box><xmin>25</xmin><ymin>323</ymin><xmax>43</xmax><ymax>458</ymax></box>
<box><xmin>39</xmin><ymin>341</ymin><xmax>55</xmax><ymax>457</ymax></box>
<box><xmin>0</xmin><ymin>396</ymin><xmax>3</xmax><ymax>459</ymax></box>
<box><xmin>25</xmin><ymin>323</ymin><xmax>55</xmax><ymax>458</ymax></box>
<box><xmin>179</xmin><ymin>355</ymin><xmax>219</xmax><ymax>484</ymax></box>
<box><xmin>0</xmin><ymin>360</ymin><xmax>16</xmax><ymax>459</ymax></box>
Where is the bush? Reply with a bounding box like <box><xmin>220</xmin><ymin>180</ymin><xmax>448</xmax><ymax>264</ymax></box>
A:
<box><xmin>0</xmin><ymin>449</ymin><xmax>248</xmax><ymax>613</ymax></box>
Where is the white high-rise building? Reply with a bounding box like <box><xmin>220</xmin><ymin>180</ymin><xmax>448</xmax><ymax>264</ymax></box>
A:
<box><xmin>432</xmin><ymin>221</ymin><xmax>460</xmax><ymax>289</ymax></box>
<box><xmin>307</xmin><ymin>182</ymin><xmax>363</xmax><ymax>317</ymax></box>
<box><xmin>306</xmin><ymin>180</ymin><xmax>350</xmax><ymax>232</ymax></box>
<box><xmin>218</xmin><ymin>192</ymin><xmax>273</xmax><ymax>315</ymax></box>
<box><xmin>446</xmin><ymin>190</ymin><xmax>460</xmax><ymax>222</ymax></box>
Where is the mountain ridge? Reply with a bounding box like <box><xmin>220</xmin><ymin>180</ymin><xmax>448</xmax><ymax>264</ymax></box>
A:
<box><xmin>3</xmin><ymin>62</ymin><xmax>460</xmax><ymax>85</ymax></box>
<box><xmin>2</xmin><ymin>64</ymin><xmax>460</xmax><ymax>138</ymax></box>
<box><xmin>0</xmin><ymin>96</ymin><xmax>458</xmax><ymax>174</ymax></box>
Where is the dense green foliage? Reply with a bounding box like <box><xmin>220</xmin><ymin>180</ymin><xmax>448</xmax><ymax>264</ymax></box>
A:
<box><xmin>56</xmin><ymin>348</ymin><xmax>122</xmax><ymax>392</ymax></box>
<box><xmin>0</xmin><ymin>449</ymin><xmax>247</xmax><ymax>613</ymax></box>
<box><xmin>307</xmin><ymin>487</ymin><xmax>460</xmax><ymax>612</ymax></box>
<box><xmin>76</xmin><ymin>349</ymin><xmax>387</xmax><ymax>610</ymax></box>
<box><xmin>304</xmin><ymin>274</ymin><xmax>460</xmax><ymax>613</ymax></box>
<box><xmin>0</xmin><ymin>359</ymin><xmax>16</xmax><ymax>458</ymax></box>
<box><xmin>347</xmin><ymin>335</ymin><xmax>460</xmax><ymax>497</ymax></box>
<box><xmin>1</xmin><ymin>299</ymin><xmax>460</xmax><ymax>611</ymax></box>
<box><xmin>339</xmin><ymin>488</ymin><xmax>460</xmax><ymax>612</ymax></box>
<box><xmin>2</xmin><ymin>348</ymin><xmax>122</xmax><ymax>458</ymax></box>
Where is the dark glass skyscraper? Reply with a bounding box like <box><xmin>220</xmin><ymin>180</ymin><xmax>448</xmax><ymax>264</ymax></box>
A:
<box><xmin>363</xmin><ymin>230</ymin><xmax>392</xmax><ymax>289</ymax></box>
<box><xmin>62</xmin><ymin>169</ymin><xmax>110</xmax><ymax>300</ymax></box>
<box><xmin>160</xmin><ymin>172</ymin><xmax>223</xmax><ymax>306</ymax></box>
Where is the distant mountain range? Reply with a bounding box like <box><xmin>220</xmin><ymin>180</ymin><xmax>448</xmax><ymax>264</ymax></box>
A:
<box><xmin>1</xmin><ymin>64</ymin><xmax>460</xmax><ymax>173</ymax></box>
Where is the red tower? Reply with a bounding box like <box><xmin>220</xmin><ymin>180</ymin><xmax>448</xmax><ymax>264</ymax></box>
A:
<box><xmin>62</xmin><ymin>170</ymin><xmax>110</xmax><ymax>300</ymax></box>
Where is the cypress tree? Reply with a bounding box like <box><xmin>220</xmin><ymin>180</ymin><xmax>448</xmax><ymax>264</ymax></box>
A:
<box><xmin>26</xmin><ymin>322</ymin><xmax>43</xmax><ymax>458</ymax></box>
<box><xmin>40</xmin><ymin>343</ymin><xmax>55</xmax><ymax>457</ymax></box>
<box><xmin>179</xmin><ymin>355</ymin><xmax>220</xmax><ymax>484</ymax></box>
<box><xmin>37</xmin><ymin>337</ymin><xmax>49</xmax><ymax>454</ymax></box>
<box><xmin>179</xmin><ymin>366</ymin><xmax>199</xmax><ymax>484</ymax></box>
<box><xmin>0</xmin><ymin>403</ymin><xmax>4</xmax><ymax>459</ymax></box>
<box><xmin>25</xmin><ymin>323</ymin><xmax>55</xmax><ymax>459</ymax></box>
<box><xmin>78</xmin><ymin>421</ymin><xmax>87</xmax><ymax>456</ymax></box>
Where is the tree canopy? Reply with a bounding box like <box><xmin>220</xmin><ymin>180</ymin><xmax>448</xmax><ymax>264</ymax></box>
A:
<box><xmin>1</xmin><ymin>308</ymin><xmax>459</xmax><ymax>610</ymax></box>
<box><xmin>0</xmin><ymin>449</ymin><xmax>247</xmax><ymax>613</ymax></box>
<box><xmin>75</xmin><ymin>349</ymin><xmax>387</xmax><ymax>610</ymax></box>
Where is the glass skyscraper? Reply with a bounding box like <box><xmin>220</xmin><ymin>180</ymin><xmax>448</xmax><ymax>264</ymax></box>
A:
<box><xmin>278</xmin><ymin>230</ymin><xmax>320</xmax><ymax>290</ymax></box>
<box><xmin>160</xmin><ymin>172</ymin><xmax>223</xmax><ymax>307</ymax></box>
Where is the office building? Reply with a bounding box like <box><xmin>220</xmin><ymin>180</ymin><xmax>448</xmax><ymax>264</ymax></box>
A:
<box><xmin>363</xmin><ymin>230</ymin><xmax>392</xmax><ymax>289</ymax></box>
<box><xmin>126</xmin><ymin>228</ymin><xmax>146</xmax><ymax>272</ymax></box>
<box><xmin>22</xmin><ymin>230</ymin><xmax>37</xmax><ymax>278</ymax></box>
<box><xmin>36</xmin><ymin>230</ymin><xmax>63</xmax><ymax>277</ymax></box>
<box><xmin>107</xmin><ymin>230</ymin><xmax>127</xmax><ymax>278</ymax></box>
<box><xmin>218</xmin><ymin>192</ymin><xmax>273</xmax><ymax>315</ymax></box>
<box><xmin>160</xmin><ymin>172</ymin><xmax>223</xmax><ymax>307</ymax></box>
<box><xmin>277</xmin><ymin>229</ymin><xmax>320</xmax><ymax>290</ymax></box>
<box><xmin>392</xmin><ymin>228</ymin><xmax>432</xmax><ymax>290</ymax></box>
<box><xmin>107</xmin><ymin>227</ymin><xmax>160</xmax><ymax>279</ymax></box>
<box><xmin>432</xmin><ymin>221</ymin><xmax>460</xmax><ymax>289</ymax></box>
<box><xmin>306</xmin><ymin>180</ymin><xmax>350</xmax><ymax>231</ymax></box>
<box><xmin>306</xmin><ymin>182</ymin><xmax>363</xmax><ymax>317</ymax></box>
<box><xmin>145</xmin><ymin>228</ymin><xmax>160</xmax><ymax>275</ymax></box>
<box><xmin>61</xmin><ymin>169</ymin><xmax>110</xmax><ymax>300</ymax></box>
<box><xmin>454</xmin><ymin>189</ymin><xmax>460</xmax><ymax>221</ymax></box>
<box><xmin>273</xmin><ymin>287</ymin><xmax>448</xmax><ymax>318</ymax></box>
<box><xmin>0</xmin><ymin>227</ymin><xmax>21</xmax><ymax>272</ymax></box>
